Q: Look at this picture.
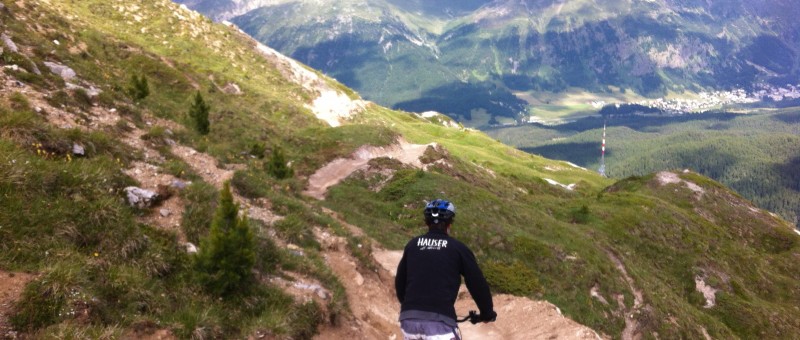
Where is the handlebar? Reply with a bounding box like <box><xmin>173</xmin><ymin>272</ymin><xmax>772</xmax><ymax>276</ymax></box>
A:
<box><xmin>456</xmin><ymin>310</ymin><xmax>481</xmax><ymax>324</ymax></box>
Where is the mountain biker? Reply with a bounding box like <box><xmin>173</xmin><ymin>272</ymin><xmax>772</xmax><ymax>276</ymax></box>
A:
<box><xmin>395</xmin><ymin>199</ymin><xmax>496</xmax><ymax>339</ymax></box>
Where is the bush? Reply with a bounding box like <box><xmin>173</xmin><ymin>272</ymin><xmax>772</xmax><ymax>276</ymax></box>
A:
<box><xmin>72</xmin><ymin>88</ymin><xmax>93</xmax><ymax>111</ymax></box>
<box><xmin>265</xmin><ymin>147</ymin><xmax>293</xmax><ymax>179</ymax></box>
<box><xmin>194</xmin><ymin>181</ymin><xmax>256</xmax><ymax>296</ymax></box>
<box><xmin>9</xmin><ymin>92</ymin><xmax>31</xmax><ymax>111</ymax></box>
<box><xmin>188</xmin><ymin>91</ymin><xmax>210</xmax><ymax>135</ymax></box>
<box><xmin>287</xmin><ymin>301</ymin><xmax>323</xmax><ymax>339</ymax></box>
<box><xmin>127</xmin><ymin>74</ymin><xmax>149</xmax><ymax>101</ymax></box>
<box><xmin>273</xmin><ymin>214</ymin><xmax>318</xmax><ymax>249</ymax></box>
<box><xmin>250</xmin><ymin>142</ymin><xmax>266</xmax><ymax>159</ymax></box>
<box><xmin>483</xmin><ymin>260</ymin><xmax>543</xmax><ymax>296</ymax></box>
<box><xmin>231</xmin><ymin>169</ymin><xmax>271</xmax><ymax>199</ymax></box>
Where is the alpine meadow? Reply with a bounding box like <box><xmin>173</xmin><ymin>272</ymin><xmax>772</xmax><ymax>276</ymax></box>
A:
<box><xmin>0</xmin><ymin>1</ymin><xmax>799</xmax><ymax>340</ymax></box>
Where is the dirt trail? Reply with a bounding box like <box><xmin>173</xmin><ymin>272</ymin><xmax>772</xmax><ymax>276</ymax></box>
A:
<box><xmin>373</xmin><ymin>250</ymin><xmax>603</xmax><ymax>340</ymax></box>
<box><xmin>314</xmin><ymin>224</ymin><xmax>603</xmax><ymax>340</ymax></box>
<box><xmin>606</xmin><ymin>252</ymin><xmax>644</xmax><ymax>340</ymax></box>
<box><xmin>304</xmin><ymin>139</ymin><xmax>434</xmax><ymax>199</ymax></box>
<box><xmin>0</xmin><ymin>271</ymin><xmax>34</xmax><ymax>339</ymax></box>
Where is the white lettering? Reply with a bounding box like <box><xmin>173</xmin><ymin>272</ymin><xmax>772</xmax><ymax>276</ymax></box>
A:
<box><xmin>417</xmin><ymin>238</ymin><xmax>449</xmax><ymax>250</ymax></box>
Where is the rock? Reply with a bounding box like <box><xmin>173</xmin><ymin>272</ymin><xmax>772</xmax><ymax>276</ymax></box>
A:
<box><xmin>72</xmin><ymin>143</ymin><xmax>85</xmax><ymax>156</ymax></box>
<box><xmin>170</xmin><ymin>179</ymin><xmax>187</xmax><ymax>189</ymax></box>
<box><xmin>43</xmin><ymin>61</ymin><xmax>77</xmax><ymax>80</ymax></box>
<box><xmin>222</xmin><ymin>82</ymin><xmax>242</xmax><ymax>95</ymax></box>
<box><xmin>34</xmin><ymin>107</ymin><xmax>42</xmax><ymax>113</ymax></box>
<box><xmin>159</xmin><ymin>208</ymin><xmax>171</xmax><ymax>217</ymax></box>
<box><xmin>355</xmin><ymin>272</ymin><xmax>364</xmax><ymax>286</ymax></box>
<box><xmin>53</xmin><ymin>40</ymin><xmax>60</xmax><ymax>46</ymax></box>
<box><xmin>66</xmin><ymin>82</ymin><xmax>102</xmax><ymax>97</ymax></box>
<box><xmin>2</xmin><ymin>33</ymin><xmax>18</xmax><ymax>53</ymax></box>
<box><xmin>184</xmin><ymin>242</ymin><xmax>198</xmax><ymax>254</ymax></box>
<box><xmin>316</xmin><ymin>288</ymin><xmax>328</xmax><ymax>300</ymax></box>
<box><xmin>124</xmin><ymin>187</ymin><xmax>159</xmax><ymax>208</ymax></box>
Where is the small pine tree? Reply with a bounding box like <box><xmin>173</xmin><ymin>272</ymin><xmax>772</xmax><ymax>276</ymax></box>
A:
<box><xmin>194</xmin><ymin>181</ymin><xmax>256</xmax><ymax>296</ymax></box>
<box><xmin>266</xmin><ymin>147</ymin><xmax>294</xmax><ymax>179</ymax></box>
<box><xmin>189</xmin><ymin>91</ymin><xmax>210</xmax><ymax>135</ymax></box>
<box><xmin>127</xmin><ymin>74</ymin><xmax>149</xmax><ymax>101</ymax></box>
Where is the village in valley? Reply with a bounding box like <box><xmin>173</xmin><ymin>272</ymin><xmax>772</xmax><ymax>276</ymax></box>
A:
<box><xmin>594</xmin><ymin>83</ymin><xmax>800</xmax><ymax>115</ymax></box>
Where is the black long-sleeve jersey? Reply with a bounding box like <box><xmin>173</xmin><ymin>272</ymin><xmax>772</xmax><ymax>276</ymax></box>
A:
<box><xmin>395</xmin><ymin>229</ymin><xmax>494</xmax><ymax>322</ymax></box>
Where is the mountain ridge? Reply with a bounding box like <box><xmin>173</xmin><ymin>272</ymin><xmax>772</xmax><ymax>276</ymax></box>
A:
<box><xmin>181</xmin><ymin>0</ymin><xmax>800</xmax><ymax>123</ymax></box>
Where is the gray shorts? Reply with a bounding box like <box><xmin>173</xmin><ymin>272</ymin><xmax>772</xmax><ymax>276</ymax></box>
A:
<box><xmin>400</xmin><ymin>319</ymin><xmax>460</xmax><ymax>340</ymax></box>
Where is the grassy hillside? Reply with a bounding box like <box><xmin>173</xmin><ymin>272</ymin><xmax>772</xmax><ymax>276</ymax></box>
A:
<box><xmin>1</xmin><ymin>1</ymin><xmax>799</xmax><ymax>339</ymax></box>
<box><xmin>486</xmin><ymin>111</ymin><xmax>800</xmax><ymax>227</ymax></box>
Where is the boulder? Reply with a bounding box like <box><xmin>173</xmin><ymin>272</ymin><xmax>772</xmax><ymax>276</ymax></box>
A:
<box><xmin>222</xmin><ymin>82</ymin><xmax>242</xmax><ymax>95</ymax></box>
<box><xmin>2</xmin><ymin>33</ymin><xmax>18</xmax><ymax>53</ymax></box>
<box><xmin>171</xmin><ymin>179</ymin><xmax>188</xmax><ymax>189</ymax></box>
<box><xmin>72</xmin><ymin>143</ymin><xmax>85</xmax><ymax>156</ymax></box>
<box><xmin>124</xmin><ymin>186</ymin><xmax>159</xmax><ymax>208</ymax></box>
<box><xmin>184</xmin><ymin>242</ymin><xmax>198</xmax><ymax>254</ymax></box>
<box><xmin>43</xmin><ymin>61</ymin><xmax>77</xmax><ymax>80</ymax></box>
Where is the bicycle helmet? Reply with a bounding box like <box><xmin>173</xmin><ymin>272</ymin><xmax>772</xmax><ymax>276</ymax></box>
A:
<box><xmin>424</xmin><ymin>199</ymin><xmax>456</xmax><ymax>225</ymax></box>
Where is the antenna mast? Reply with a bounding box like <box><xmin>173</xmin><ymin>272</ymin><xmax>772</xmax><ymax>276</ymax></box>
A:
<box><xmin>598</xmin><ymin>121</ymin><xmax>607</xmax><ymax>177</ymax></box>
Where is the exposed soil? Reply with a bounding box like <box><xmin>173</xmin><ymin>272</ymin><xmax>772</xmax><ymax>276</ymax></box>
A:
<box><xmin>320</xmin><ymin>241</ymin><xmax>604</xmax><ymax>340</ymax></box>
<box><xmin>655</xmin><ymin>171</ymin><xmax>704</xmax><ymax>196</ymax></box>
<box><xmin>0</xmin><ymin>270</ymin><xmax>34</xmax><ymax>339</ymax></box>
<box><xmin>606</xmin><ymin>251</ymin><xmax>644</xmax><ymax>340</ymax></box>
<box><xmin>304</xmin><ymin>139</ymin><xmax>434</xmax><ymax>199</ymax></box>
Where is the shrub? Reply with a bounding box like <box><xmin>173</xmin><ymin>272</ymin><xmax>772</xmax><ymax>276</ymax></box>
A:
<box><xmin>194</xmin><ymin>181</ymin><xmax>256</xmax><ymax>296</ymax></box>
<box><xmin>188</xmin><ymin>91</ymin><xmax>210</xmax><ymax>135</ymax></box>
<box><xmin>265</xmin><ymin>147</ymin><xmax>293</xmax><ymax>179</ymax></box>
<box><xmin>72</xmin><ymin>88</ymin><xmax>93</xmax><ymax>111</ymax></box>
<box><xmin>273</xmin><ymin>214</ymin><xmax>318</xmax><ymax>249</ymax></box>
<box><xmin>127</xmin><ymin>74</ymin><xmax>149</xmax><ymax>101</ymax></box>
<box><xmin>9</xmin><ymin>92</ymin><xmax>31</xmax><ymax>111</ymax></box>
<box><xmin>571</xmin><ymin>204</ymin><xmax>592</xmax><ymax>224</ymax></box>
<box><xmin>287</xmin><ymin>301</ymin><xmax>323</xmax><ymax>339</ymax></box>
<box><xmin>250</xmin><ymin>142</ymin><xmax>266</xmax><ymax>159</ymax></box>
<box><xmin>483</xmin><ymin>260</ymin><xmax>543</xmax><ymax>296</ymax></box>
<box><xmin>231</xmin><ymin>169</ymin><xmax>271</xmax><ymax>199</ymax></box>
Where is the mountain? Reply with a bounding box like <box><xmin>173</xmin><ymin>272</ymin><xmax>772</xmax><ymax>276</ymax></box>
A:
<box><xmin>1</xmin><ymin>0</ymin><xmax>800</xmax><ymax>339</ymax></box>
<box><xmin>177</xmin><ymin>0</ymin><xmax>800</xmax><ymax>123</ymax></box>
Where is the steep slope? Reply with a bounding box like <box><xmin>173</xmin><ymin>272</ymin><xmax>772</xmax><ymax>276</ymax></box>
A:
<box><xmin>1</xmin><ymin>1</ymin><xmax>799</xmax><ymax>339</ymax></box>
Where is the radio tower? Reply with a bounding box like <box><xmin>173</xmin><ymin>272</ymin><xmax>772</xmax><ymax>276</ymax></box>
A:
<box><xmin>598</xmin><ymin>121</ymin><xmax>607</xmax><ymax>177</ymax></box>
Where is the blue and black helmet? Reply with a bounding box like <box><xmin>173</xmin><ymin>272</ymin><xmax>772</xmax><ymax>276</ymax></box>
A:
<box><xmin>424</xmin><ymin>199</ymin><xmax>456</xmax><ymax>224</ymax></box>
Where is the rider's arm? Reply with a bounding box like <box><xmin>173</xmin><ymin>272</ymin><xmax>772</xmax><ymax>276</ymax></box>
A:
<box><xmin>460</xmin><ymin>246</ymin><xmax>494</xmax><ymax>319</ymax></box>
<box><xmin>395</xmin><ymin>250</ymin><xmax>408</xmax><ymax>303</ymax></box>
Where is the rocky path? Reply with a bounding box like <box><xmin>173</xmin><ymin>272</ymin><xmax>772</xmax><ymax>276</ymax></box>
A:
<box><xmin>0</xmin><ymin>271</ymin><xmax>34</xmax><ymax>339</ymax></box>
<box><xmin>303</xmin><ymin>139</ymin><xmax>434</xmax><ymax>199</ymax></box>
